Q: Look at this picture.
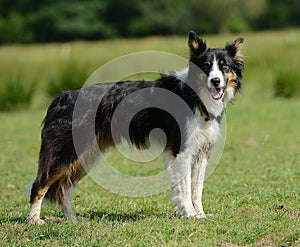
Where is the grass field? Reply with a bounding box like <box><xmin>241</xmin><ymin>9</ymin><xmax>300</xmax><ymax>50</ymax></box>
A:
<box><xmin>0</xmin><ymin>30</ymin><xmax>300</xmax><ymax>246</ymax></box>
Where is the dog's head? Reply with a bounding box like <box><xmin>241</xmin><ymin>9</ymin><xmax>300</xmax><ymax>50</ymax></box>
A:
<box><xmin>188</xmin><ymin>31</ymin><xmax>244</xmax><ymax>102</ymax></box>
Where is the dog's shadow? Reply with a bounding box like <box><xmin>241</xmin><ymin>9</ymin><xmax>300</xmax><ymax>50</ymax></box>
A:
<box><xmin>2</xmin><ymin>210</ymin><xmax>163</xmax><ymax>224</ymax></box>
<box><xmin>1</xmin><ymin>212</ymin><xmax>146</xmax><ymax>225</ymax></box>
<box><xmin>88</xmin><ymin>211</ymin><xmax>147</xmax><ymax>222</ymax></box>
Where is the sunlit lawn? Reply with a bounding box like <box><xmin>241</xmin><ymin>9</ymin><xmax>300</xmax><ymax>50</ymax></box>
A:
<box><xmin>0</xmin><ymin>30</ymin><xmax>299</xmax><ymax>246</ymax></box>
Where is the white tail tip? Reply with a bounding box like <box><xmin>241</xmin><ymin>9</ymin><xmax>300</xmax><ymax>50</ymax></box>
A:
<box><xmin>25</xmin><ymin>178</ymin><xmax>36</xmax><ymax>197</ymax></box>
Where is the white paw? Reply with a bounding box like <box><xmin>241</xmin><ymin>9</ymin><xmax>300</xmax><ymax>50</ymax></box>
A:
<box><xmin>179</xmin><ymin>207</ymin><xmax>197</xmax><ymax>219</ymax></box>
<box><xmin>194</xmin><ymin>213</ymin><xmax>207</xmax><ymax>219</ymax></box>
<box><xmin>193</xmin><ymin>201</ymin><xmax>204</xmax><ymax>214</ymax></box>
<box><xmin>194</xmin><ymin>213</ymin><xmax>214</xmax><ymax>219</ymax></box>
<box><xmin>178</xmin><ymin>209</ymin><xmax>214</xmax><ymax>220</ymax></box>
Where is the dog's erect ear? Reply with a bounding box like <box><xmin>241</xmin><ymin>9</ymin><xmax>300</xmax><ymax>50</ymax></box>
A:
<box><xmin>225</xmin><ymin>37</ymin><xmax>244</xmax><ymax>60</ymax></box>
<box><xmin>225</xmin><ymin>37</ymin><xmax>244</xmax><ymax>69</ymax></box>
<box><xmin>188</xmin><ymin>31</ymin><xmax>207</xmax><ymax>58</ymax></box>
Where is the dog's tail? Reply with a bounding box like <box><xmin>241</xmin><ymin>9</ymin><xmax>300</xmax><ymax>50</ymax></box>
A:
<box><xmin>25</xmin><ymin>178</ymin><xmax>36</xmax><ymax>198</ymax></box>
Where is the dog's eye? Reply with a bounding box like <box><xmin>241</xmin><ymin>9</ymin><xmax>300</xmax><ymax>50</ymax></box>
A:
<box><xmin>203</xmin><ymin>62</ymin><xmax>211</xmax><ymax>71</ymax></box>
<box><xmin>222</xmin><ymin>64</ymin><xmax>230</xmax><ymax>72</ymax></box>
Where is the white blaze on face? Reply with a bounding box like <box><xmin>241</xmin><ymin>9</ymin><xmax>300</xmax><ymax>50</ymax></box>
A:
<box><xmin>207</xmin><ymin>56</ymin><xmax>225</xmax><ymax>89</ymax></box>
<box><xmin>206</xmin><ymin>56</ymin><xmax>226</xmax><ymax>100</ymax></box>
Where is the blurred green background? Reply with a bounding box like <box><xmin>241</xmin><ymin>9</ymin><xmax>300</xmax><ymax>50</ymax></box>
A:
<box><xmin>0</xmin><ymin>0</ymin><xmax>299</xmax><ymax>43</ymax></box>
<box><xmin>0</xmin><ymin>1</ymin><xmax>299</xmax><ymax>246</ymax></box>
<box><xmin>0</xmin><ymin>0</ymin><xmax>299</xmax><ymax>111</ymax></box>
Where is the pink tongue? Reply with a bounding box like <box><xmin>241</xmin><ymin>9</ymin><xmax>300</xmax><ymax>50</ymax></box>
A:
<box><xmin>211</xmin><ymin>88</ymin><xmax>223</xmax><ymax>99</ymax></box>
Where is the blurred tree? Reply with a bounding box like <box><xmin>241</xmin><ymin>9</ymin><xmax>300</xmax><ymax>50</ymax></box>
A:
<box><xmin>28</xmin><ymin>0</ymin><xmax>115</xmax><ymax>42</ymax></box>
<box><xmin>131</xmin><ymin>0</ymin><xmax>267</xmax><ymax>35</ymax></box>
<box><xmin>104</xmin><ymin>0</ymin><xmax>141</xmax><ymax>37</ymax></box>
<box><xmin>254</xmin><ymin>0</ymin><xmax>298</xmax><ymax>29</ymax></box>
<box><xmin>0</xmin><ymin>0</ymin><xmax>298</xmax><ymax>43</ymax></box>
<box><xmin>0</xmin><ymin>12</ymin><xmax>33</xmax><ymax>43</ymax></box>
<box><xmin>289</xmin><ymin>0</ymin><xmax>300</xmax><ymax>26</ymax></box>
<box><xmin>129</xmin><ymin>0</ymin><xmax>189</xmax><ymax>36</ymax></box>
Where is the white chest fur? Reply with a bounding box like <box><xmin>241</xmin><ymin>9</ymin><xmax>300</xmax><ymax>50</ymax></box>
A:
<box><xmin>184</xmin><ymin>109</ymin><xmax>220</xmax><ymax>155</ymax></box>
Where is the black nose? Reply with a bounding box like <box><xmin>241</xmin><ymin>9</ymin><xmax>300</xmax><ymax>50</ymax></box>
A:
<box><xmin>211</xmin><ymin>77</ymin><xmax>220</xmax><ymax>87</ymax></box>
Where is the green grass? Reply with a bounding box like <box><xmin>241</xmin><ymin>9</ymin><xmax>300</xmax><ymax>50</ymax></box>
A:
<box><xmin>0</xmin><ymin>30</ymin><xmax>300</xmax><ymax>246</ymax></box>
<box><xmin>274</xmin><ymin>68</ymin><xmax>300</xmax><ymax>98</ymax></box>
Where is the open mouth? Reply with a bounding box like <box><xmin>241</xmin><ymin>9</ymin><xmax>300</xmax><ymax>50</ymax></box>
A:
<box><xmin>210</xmin><ymin>87</ymin><xmax>225</xmax><ymax>100</ymax></box>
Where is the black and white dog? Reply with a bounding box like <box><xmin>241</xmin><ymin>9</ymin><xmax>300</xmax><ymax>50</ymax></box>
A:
<box><xmin>27</xmin><ymin>31</ymin><xmax>244</xmax><ymax>224</ymax></box>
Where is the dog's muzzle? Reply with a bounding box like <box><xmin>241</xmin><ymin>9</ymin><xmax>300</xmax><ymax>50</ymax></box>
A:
<box><xmin>210</xmin><ymin>77</ymin><xmax>225</xmax><ymax>100</ymax></box>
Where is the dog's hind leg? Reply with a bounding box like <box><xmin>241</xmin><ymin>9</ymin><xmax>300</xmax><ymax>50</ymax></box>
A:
<box><xmin>59</xmin><ymin>179</ymin><xmax>84</xmax><ymax>220</ymax></box>
<box><xmin>58</xmin><ymin>157</ymin><xmax>93</xmax><ymax>221</ymax></box>
<box><xmin>59</xmin><ymin>180</ymin><xmax>89</xmax><ymax>221</ymax></box>
<box><xmin>27</xmin><ymin>168</ymin><xmax>65</xmax><ymax>225</ymax></box>
<box><xmin>59</xmin><ymin>182</ymin><xmax>77</xmax><ymax>220</ymax></box>
<box><xmin>27</xmin><ymin>180</ymin><xmax>48</xmax><ymax>225</ymax></box>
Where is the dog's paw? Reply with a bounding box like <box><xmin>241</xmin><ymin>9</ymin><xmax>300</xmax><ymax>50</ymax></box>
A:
<box><xmin>193</xmin><ymin>213</ymin><xmax>207</xmax><ymax>219</ymax></box>
<box><xmin>75</xmin><ymin>216</ymin><xmax>90</xmax><ymax>221</ymax></box>
<box><xmin>28</xmin><ymin>218</ymin><xmax>45</xmax><ymax>225</ymax></box>
<box><xmin>44</xmin><ymin>215</ymin><xmax>64</xmax><ymax>223</ymax></box>
<box><xmin>178</xmin><ymin>208</ymin><xmax>198</xmax><ymax>219</ymax></box>
<box><xmin>194</xmin><ymin>213</ymin><xmax>214</xmax><ymax>219</ymax></box>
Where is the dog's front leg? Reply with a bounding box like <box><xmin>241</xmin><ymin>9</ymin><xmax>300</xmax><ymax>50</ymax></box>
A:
<box><xmin>191</xmin><ymin>157</ymin><xmax>208</xmax><ymax>218</ymax></box>
<box><xmin>191</xmin><ymin>144</ymin><xmax>212</xmax><ymax>218</ymax></box>
<box><xmin>166</xmin><ymin>152</ymin><xmax>197</xmax><ymax>218</ymax></box>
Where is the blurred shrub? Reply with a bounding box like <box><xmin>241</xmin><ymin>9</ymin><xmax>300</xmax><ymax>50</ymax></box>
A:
<box><xmin>0</xmin><ymin>77</ymin><xmax>35</xmax><ymax>111</ymax></box>
<box><xmin>1</xmin><ymin>0</ymin><xmax>300</xmax><ymax>43</ymax></box>
<box><xmin>131</xmin><ymin>0</ymin><xmax>267</xmax><ymax>36</ymax></box>
<box><xmin>47</xmin><ymin>61</ymin><xmax>88</xmax><ymax>97</ymax></box>
<box><xmin>274</xmin><ymin>69</ymin><xmax>300</xmax><ymax>98</ymax></box>
<box><xmin>0</xmin><ymin>12</ymin><xmax>33</xmax><ymax>43</ymax></box>
<box><xmin>28</xmin><ymin>1</ymin><xmax>116</xmax><ymax>42</ymax></box>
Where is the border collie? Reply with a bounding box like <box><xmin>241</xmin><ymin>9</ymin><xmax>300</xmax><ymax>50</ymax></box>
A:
<box><xmin>27</xmin><ymin>31</ymin><xmax>244</xmax><ymax>225</ymax></box>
